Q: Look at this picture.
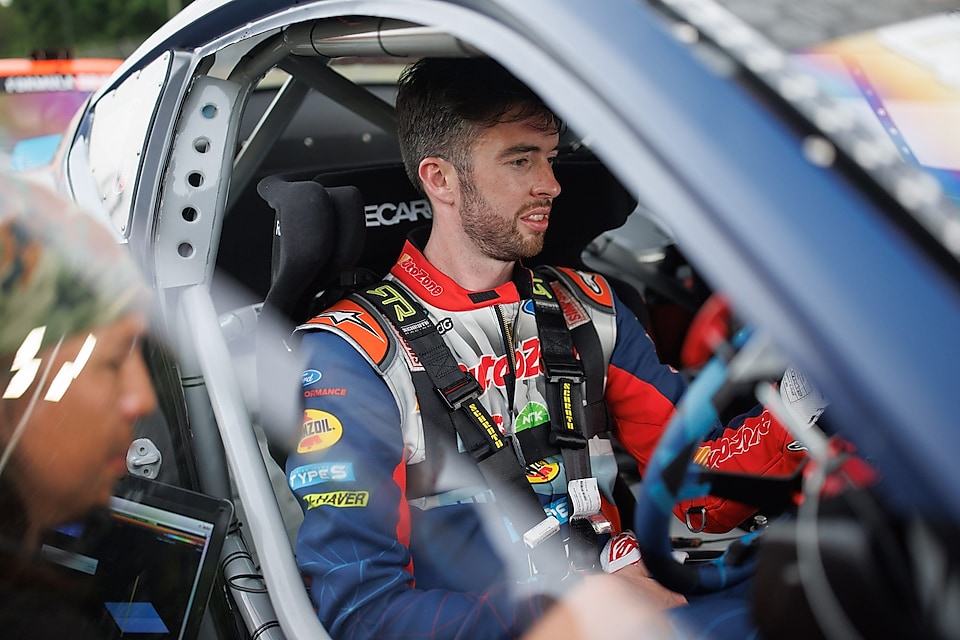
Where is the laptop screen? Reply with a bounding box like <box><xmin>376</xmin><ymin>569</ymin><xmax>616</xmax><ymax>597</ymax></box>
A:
<box><xmin>40</xmin><ymin>477</ymin><xmax>233</xmax><ymax>640</ymax></box>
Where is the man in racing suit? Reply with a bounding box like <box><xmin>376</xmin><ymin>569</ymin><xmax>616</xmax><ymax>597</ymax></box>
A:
<box><xmin>286</xmin><ymin>57</ymin><xmax>805</xmax><ymax>639</ymax></box>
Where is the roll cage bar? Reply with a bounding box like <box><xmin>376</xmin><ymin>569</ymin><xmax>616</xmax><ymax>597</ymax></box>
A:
<box><xmin>172</xmin><ymin>16</ymin><xmax>493</xmax><ymax>640</ymax></box>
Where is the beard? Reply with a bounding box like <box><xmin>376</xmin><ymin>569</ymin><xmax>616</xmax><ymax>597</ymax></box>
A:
<box><xmin>459</xmin><ymin>175</ymin><xmax>548</xmax><ymax>262</ymax></box>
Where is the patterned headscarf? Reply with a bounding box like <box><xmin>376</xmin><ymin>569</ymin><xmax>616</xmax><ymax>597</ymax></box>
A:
<box><xmin>0</xmin><ymin>174</ymin><xmax>150</xmax><ymax>361</ymax></box>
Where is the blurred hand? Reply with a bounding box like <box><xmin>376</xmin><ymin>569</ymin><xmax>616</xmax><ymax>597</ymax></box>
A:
<box><xmin>524</xmin><ymin>572</ymin><xmax>681</xmax><ymax>640</ymax></box>
<box><xmin>610</xmin><ymin>561</ymin><xmax>688</xmax><ymax>610</ymax></box>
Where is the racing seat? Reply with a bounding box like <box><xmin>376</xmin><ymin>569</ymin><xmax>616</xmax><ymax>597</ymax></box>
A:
<box><xmin>254</xmin><ymin>165</ymin><xmax>428</xmax><ymax>467</ymax></box>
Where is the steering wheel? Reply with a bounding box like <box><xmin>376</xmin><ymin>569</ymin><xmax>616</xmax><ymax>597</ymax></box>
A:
<box><xmin>633</xmin><ymin>296</ymin><xmax>773</xmax><ymax>595</ymax></box>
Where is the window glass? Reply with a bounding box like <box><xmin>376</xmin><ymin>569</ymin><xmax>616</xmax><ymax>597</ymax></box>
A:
<box><xmin>86</xmin><ymin>52</ymin><xmax>170</xmax><ymax>236</ymax></box>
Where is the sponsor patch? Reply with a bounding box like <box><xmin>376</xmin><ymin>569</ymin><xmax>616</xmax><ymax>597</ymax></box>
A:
<box><xmin>297</xmin><ymin>409</ymin><xmax>344</xmax><ymax>453</ymax></box>
<box><xmin>435</xmin><ymin>317</ymin><xmax>455</xmax><ymax>335</ymax></box>
<box><xmin>693</xmin><ymin>445</ymin><xmax>712</xmax><ymax>466</ymax></box>
<box><xmin>601</xmin><ymin>530</ymin><xmax>641</xmax><ymax>573</ymax></box>
<box><xmin>702</xmin><ymin>412</ymin><xmax>773</xmax><ymax>468</ymax></box>
<box><xmin>556</xmin><ymin>267</ymin><xmax>613</xmax><ymax>308</ymax></box>
<box><xmin>397</xmin><ymin>332</ymin><xmax>424</xmax><ymax>372</ymax></box>
<box><xmin>288</xmin><ymin>462</ymin><xmax>355</xmax><ymax>490</ymax></box>
<box><xmin>543</xmin><ymin>497</ymin><xmax>570</xmax><ymax>525</ymax></box>
<box><xmin>307</xmin><ymin>300</ymin><xmax>389</xmax><ymax>365</ymax></box>
<box><xmin>302</xmin><ymin>369</ymin><xmax>322</xmax><ymax>386</ymax></box>
<box><xmin>466</xmin><ymin>336</ymin><xmax>541</xmax><ymax>393</ymax></box>
<box><xmin>303</xmin><ymin>491</ymin><xmax>369</xmax><ymax>510</ymax></box>
<box><xmin>397</xmin><ymin>253</ymin><xmax>443</xmax><ymax>296</ymax></box>
<box><xmin>303</xmin><ymin>387</ymin><xmax>347</xmax><ymax>398</ymax></box>
<box><xmin>526</xmin><ymin>460</ymin><xmax>561</xmax><ymax>484</ymax></box>
<box><xmin>552</xmin><ymin>284</ymin><xmax>591</xmax><ymax>329</ymax></box>
<box><xmin>786</xmin><ymin>440</ymin><xmax>808</xmax><ymax>452</ymax></box>
<box><xmin>516</xmin><ymin>402</ymin><xmax>550</xmax><ymax>433</ymax></box>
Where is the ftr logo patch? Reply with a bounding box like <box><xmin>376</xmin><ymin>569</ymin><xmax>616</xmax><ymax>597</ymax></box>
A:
<box><xmin>297</xmin><ymin>409</ymin><xmax>344</xmax><ymax>453</ymax></box>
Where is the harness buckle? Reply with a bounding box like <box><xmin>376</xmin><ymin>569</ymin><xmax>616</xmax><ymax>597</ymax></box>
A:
<box><xmin>437</xmin><ymin>375</ymin><xmax>483</xmax><ymax>411</ymax></box>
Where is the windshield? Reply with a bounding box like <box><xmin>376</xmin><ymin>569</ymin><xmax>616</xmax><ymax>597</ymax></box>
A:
<box><xmin>651</xmin><ymin>0</ymin><xmax>960</xmax><ymax>261</ymax></box>
<box><xmin>795</xmin><ymin>14</ymin><xmax>960</xmax><ymax>208</ymax></box>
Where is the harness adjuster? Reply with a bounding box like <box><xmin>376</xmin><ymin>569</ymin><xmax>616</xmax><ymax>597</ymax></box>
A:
<box><xmin>542</xmin><ymin>354</ymin><xmax>585</xmax><ymax>382</ymax></box>
<box><xmin>550</xmin><ymin>429</ymin><xmax>588</xmax><ymax>449</ymax></box>
<box><xmin>437</xmin><ymin>376</ymin><xmax>484</xmax><ymax>411</ymax></box>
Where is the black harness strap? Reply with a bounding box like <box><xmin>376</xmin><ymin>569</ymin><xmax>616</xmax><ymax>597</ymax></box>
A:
<box><xmin>356</xmin><ymin>280</ymin><xmax>570</xmax><ymax>578</ymax></box>
<box><xmin>525</xmin><ymin>267</ymin><xmax>607</xmax><ymax>570</ymax></box>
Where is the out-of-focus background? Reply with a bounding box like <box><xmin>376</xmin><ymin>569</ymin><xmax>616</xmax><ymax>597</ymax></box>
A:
<box><xmin>0</xmin><ymin>0</ymin><xmax>192</xmax><ymax>58</ymax></box>
<box><xmin>0</xmin><ymin>0</ymin><xmax>195</xmax><ymax>171</ymax></box>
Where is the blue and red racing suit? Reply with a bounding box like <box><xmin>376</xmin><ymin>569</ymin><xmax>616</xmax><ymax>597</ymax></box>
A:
<box><xmin>287</xmin><ymin>240</ymin><xmax>805</xmax><ymax>639</ymax></box>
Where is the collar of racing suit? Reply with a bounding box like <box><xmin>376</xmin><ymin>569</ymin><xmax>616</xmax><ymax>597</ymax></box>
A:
<box><xmin>389</xmin><ymin>238</ymin><xmax>534</xmax><ymax>312</ymax></box>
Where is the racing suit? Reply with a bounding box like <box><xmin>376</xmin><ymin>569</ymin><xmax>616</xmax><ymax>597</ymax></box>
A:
<box><xmin>287</xmin><ymin>240</ymin><xmax>805</xmax><ymax>639</ymax></box>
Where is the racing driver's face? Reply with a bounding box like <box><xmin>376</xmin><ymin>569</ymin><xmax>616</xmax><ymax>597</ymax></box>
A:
<box><xmin>458</xmin><ymin>114</ymin><xmax>561</xmax><ymax>262</ymax></box>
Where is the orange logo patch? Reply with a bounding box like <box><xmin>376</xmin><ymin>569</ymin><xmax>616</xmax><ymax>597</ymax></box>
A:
<box><xmin>556</xmin><ymin>267</ymin><xmax>613</xmax><ymax>308</ymax></box>
<box><xmin>308</xmin><ymin>300</ymin><xmax>389</xmax><ymax>365</ymax></box>
<box><xmin>526</xmin><ymin>460</ymin><xmax>561</xmax><ymax>484</ymax></box>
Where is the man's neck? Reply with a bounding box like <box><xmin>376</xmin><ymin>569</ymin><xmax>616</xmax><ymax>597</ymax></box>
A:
<box><xmin>422</xmin><ymin>235</ymin><xmax>515</xmax><ymax>291</ymax></box>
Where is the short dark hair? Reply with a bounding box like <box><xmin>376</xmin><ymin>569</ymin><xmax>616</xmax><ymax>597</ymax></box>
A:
<box><xmin>395</xmin><ymin>57</ymin><xmax>561</xmax><ymax>193</ymax></box>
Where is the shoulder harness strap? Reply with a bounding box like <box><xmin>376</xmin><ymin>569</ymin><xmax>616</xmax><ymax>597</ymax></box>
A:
<box><xmin>526</xmin><ymin>266</ymin><xmax>612</xmax><ymax>569</ymax></box>
<box><xmin>513</xmin><ymin>267</ymin><xmax>610</xmax><ymax>465</ymax></box>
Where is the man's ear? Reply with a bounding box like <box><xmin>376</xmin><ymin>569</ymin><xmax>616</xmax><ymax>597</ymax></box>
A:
<box><xmin>418</xmin><ymin>157</ymin><xmax>457</xmax><ymax>206</ymax></box>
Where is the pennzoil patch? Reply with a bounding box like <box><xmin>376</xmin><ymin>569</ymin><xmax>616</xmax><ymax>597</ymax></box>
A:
<box><xmin>297</xmin><ymin>409</ymin><xmax>344</xmax><ymax>453</ymax></box>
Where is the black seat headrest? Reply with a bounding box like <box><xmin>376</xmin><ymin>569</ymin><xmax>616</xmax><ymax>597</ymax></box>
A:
<box><xmin>257</xmin><ymin>174</ymin><xmax>365</xmax><ymax>324</ymax></box>
<box><xmin>315</xmin><ymin>164</ymin><xmax>432</xmax><ymax>279</ymax></box>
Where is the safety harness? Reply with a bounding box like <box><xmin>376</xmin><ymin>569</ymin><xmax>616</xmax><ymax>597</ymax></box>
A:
<box><xmin>356</xmin><ymin>265</ymin><xmax>610</xmax><ymax>574</ymax></box>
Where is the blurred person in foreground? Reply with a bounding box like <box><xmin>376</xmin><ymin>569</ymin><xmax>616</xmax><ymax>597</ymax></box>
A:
<box><xmin>0</xmin><ymin>174</ymin><xmax>157</xmax><ymax>638</ymax></box>
<box><xmin>288</xmin><ymin>57</ymin><xmax>805</xmax><ymax>639</ymax></box>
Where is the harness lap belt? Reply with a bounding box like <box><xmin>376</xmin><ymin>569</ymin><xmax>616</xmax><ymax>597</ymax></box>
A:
<box><xmin>356</xmin><ymin>280</ymin><xmax>572</xmax><ymax>579</ymax></box>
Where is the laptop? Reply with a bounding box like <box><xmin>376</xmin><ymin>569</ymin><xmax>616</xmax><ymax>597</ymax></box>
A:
<box><xmin>40</xmin><ymin>475</ymin><xmax>234</xmax><ymax>640</ymax></box>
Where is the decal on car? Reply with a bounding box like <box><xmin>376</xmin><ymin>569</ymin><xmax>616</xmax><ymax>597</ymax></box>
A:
<box><xmin>364</xmin><ymin>199</ymin><xmax>432</xmax><ymax>228</ymax></box>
